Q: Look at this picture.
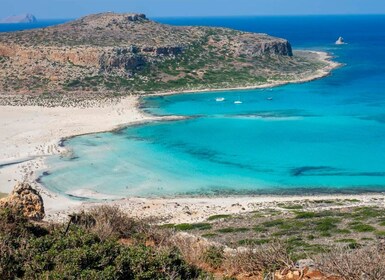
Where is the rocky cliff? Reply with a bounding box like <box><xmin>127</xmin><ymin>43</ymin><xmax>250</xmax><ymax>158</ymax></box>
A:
<box><xmin>0</xmin><ymin>12</ymin><xmax>326</xmax><ymax>102</ymax></box>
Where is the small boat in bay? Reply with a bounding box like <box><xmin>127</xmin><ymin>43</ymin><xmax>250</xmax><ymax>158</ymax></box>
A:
<box><xmin>215</xmin><ymin>97</ymin><xmax>225</xmax><ymax>102</ymax></box>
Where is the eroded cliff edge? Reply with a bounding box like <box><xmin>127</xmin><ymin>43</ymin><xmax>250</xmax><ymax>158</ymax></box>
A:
<box><xmin>0</xmin><ymin>13</ymin><xmax>330</xmax><ymax>105</ymax></box>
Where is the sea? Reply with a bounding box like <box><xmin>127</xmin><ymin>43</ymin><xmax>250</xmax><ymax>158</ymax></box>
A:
<box><xmin>3</xmin><ymin>16</ymin><xmax>385</xmax><ymax>199</ymax></box>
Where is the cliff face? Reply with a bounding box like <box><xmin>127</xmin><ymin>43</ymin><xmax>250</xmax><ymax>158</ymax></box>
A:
<box><xmin>0</xmin><ymin>12</ymin><xmax>306</xmax><ymax>98</ymax></box>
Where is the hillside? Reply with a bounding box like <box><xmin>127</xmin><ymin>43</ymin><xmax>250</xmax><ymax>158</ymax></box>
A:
<box><xmin>0</xmin><ymin>13</ymin><xmax>330</xmax><ymax>105</ymax></box>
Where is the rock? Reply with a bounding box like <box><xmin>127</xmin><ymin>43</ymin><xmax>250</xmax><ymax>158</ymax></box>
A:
<box><xmin>295</xmin><ymin>258</ymin><xmax>316</xmax><ymax>269</ymax></box>
<box><xmin>335</xmin><ymin>37</ymin><xmax>345</xmax><ymax>45</ymax></box>
<box><xmin>127</xmin><ymin>14</ymin><xmax>146</xmax><ymax>22</ymax></box>
<box><xmin>0</xmin><ymin>182</ymin><xmax>45</xmax><ymax>220</ymax></box>
<box><xmin>275</xmin><ymin>267</ymin><xmax>336</xmax><ymax>280</ymax></box>
<box><xmin>0</xmin><ymin>13</ymin><xmax>37</xmax><ymax>24</ymax></box>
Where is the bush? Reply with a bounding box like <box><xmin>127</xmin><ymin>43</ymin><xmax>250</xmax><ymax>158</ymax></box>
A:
<box><xmin>174</xmin><ymin>223</ymin><xmax>212</xmax><ymax>231</ymax></box>
<box><xmin>202</xmin><ymin>246</ymin><xmax>224</xmax><ymax>269</ymax></box>
<box><xmin>0</xmin><ymin>207</ymin><xmax>208</xmax><ymax>280</ymax></box>
<box><xmin>317</xmin><ymin>245</ymin><xmax>385</xmax><ymax>280</ymax></box>
<box><xmin>223</xmin><ymin>242</ymin><xmax>293</xmax><ymax>277</ymax></box>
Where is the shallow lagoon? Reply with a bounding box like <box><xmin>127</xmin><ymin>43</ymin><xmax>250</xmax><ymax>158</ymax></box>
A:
<box><xmin>41</xmin><ymin>16</ymin><xmax>385</xmax><ymax>198</ymax></box>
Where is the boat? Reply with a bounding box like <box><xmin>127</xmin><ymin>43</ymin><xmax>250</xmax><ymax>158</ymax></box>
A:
<box><xmin>215</xmin><ymin>97</ymin><xmax>225</xmax><ymax>102</ymax></box>
<box><xmin>267</xmin><ymin>97</ymin><xmax>273</xmax><ymax>100</ymax></box>
<box><xmin>234</xmin><ymin>100</ymin><xmax>242</xmax><ymax>104</ymax></box>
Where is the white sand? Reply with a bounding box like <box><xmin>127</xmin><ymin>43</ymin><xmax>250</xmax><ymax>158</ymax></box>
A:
<box><xmin>2</xmin><ymin>50</ymin><xmax>374</xmax><ymax>224</ymax></box>
<box><xmin>0</xmin><ymin>96</ymin><xmax>158</xmax><ymax>216</ymax></box>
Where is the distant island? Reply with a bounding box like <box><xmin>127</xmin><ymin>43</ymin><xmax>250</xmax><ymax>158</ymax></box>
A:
<box><xmin>0</xmin><ymin>13</ymin><xmax>37</xmax><ymax>24</ymax></box>
<box><xmin>0</xmin><ymin>12</ymin><xmax>337</xmax><ymax>106</ymax></box>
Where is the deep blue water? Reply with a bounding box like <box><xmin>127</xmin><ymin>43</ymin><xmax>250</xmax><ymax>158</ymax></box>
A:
<box><xmin>27</xmin><ymin>16</ymin><xmax>385</xmax><ymax>198</ymax></box>
<box><xmin>0</xmin><ymin>20</ymin><xmax>70</xmax><ymax>33</ymax></box>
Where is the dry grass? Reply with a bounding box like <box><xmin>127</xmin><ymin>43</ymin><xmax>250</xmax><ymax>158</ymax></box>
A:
<box><xmin>70</xmin><ymin>205</ymin><xmax>139</xmax><ymax>240</ymax></box>
<box><xmin>171</xmin><ymin>232</ymin><xmax>210</xmax><ymax>265</ymax></box>
<box><xmin>170</xmin><ymin>232</ymin><xmax>294</xmax><ymax>279</ymax></box>
<box><xmin>224</xmin><ymin>242</ymin><xmax>293</xmax><ymax>278</ymax></box>
<box><xmin>316</xmin><ymin>244</ymin><xmax>385</xmax><ymax>280</ymax></box>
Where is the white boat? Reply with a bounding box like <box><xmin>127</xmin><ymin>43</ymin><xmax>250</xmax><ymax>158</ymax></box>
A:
<box><xmin>215</xmin><ymin>97</ymin><xmax>225</xmax><ymax>102</ymax></box>
<box><xmin>267</xmin><ymin>97</ymin><xmax>273</xmax><ymax>100</ymax></box>
<box><xmin>234</xmin><ymin>100</ymin><xmax>242</xmax><ymax>104</ymax></box>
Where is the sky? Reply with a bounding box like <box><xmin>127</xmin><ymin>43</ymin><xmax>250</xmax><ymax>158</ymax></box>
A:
<box><xmin>1</xmin><ymin>0</ymin><xmax>385</xmax><ymax>19</ymax></box>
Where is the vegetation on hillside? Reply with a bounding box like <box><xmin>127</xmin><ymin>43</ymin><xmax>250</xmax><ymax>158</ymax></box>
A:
<box><xmin>1</xmin><ymin>202</ymin><xmax>385</xmax><ymax>279</ymax></box>
<box><xmin>0</xmin><ymin>206</ymin><xmax>208</xmax><ymax>280</ymax></box>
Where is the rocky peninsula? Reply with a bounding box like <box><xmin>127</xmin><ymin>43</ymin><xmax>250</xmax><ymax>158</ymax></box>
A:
<box><xmin>0</xmin><ymin>12</ymin><xmax>336</xmax><ymax>106</ymax></box>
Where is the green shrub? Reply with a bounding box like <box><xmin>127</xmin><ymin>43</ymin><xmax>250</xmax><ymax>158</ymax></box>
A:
<box><xmin>216</xmin><ymin>227</ymin><xmax>249</xmax><ymax>234</ymax></box>
<box><xmin>349</xmin><ymin>223</ymin><xmax>376</xmax><ymax>233</ymax></box>
<box><xmin>202</xmin><ymin>246</ymin><xmax>224</xmax><ymax>269</ymax></box>
<box><xmin>238</xmin><ymin>239</ymin><xmax>270</xmax><ymax>246</ymax></box>
<box><xmin>0</xmin><ymin>207</ymin><xmax>207</xmax><ymax>279</ymax></box>
<box><xmin>295</xmin><ymin>211</ymin><xmax>317</xmax><ymax>219</ymax></box>
<box><xmin>174</xmin><ymin>223</ymin><xmax>212</xmax><ymax>231</ymax></box>
<box><xmin>207</xmin><ymin>214</ymin><xmax>232</xmax><ymax>221</ymax></box>
<box><xmin>202</xmin><ymin>233</ymin><xmax>218</xmax><ymax>238</ymax></box>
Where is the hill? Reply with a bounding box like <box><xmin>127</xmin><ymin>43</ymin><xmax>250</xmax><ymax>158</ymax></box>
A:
<box><xmin>0</xmin><ymin>13</ymin><xmax>333</xmax><ymax>105</ymax></box>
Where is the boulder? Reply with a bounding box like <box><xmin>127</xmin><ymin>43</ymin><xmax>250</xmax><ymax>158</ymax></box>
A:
<box><xmin>295</xmin><ymin>258</ymin><xmax>316</xmax><ymax>269</ymax></box>
<box><xmin>0</xmin><ymin>182</ymin><xmax>45</xmax><ymax>220</ymax></box>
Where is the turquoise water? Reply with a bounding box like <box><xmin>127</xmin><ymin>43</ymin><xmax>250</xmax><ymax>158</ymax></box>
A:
<box><xmin>39</xmin><ymin>16</ymin><xmax>385</xmax><ymax>198</ymax></box>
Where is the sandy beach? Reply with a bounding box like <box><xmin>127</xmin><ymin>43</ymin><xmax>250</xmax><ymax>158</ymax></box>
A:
<box><xmin>1</xmin><ymin>50</ymin><xmax>373</xmax><ymax>224</ymax></box>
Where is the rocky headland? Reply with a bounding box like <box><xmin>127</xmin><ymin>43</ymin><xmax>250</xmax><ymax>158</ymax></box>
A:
<box><xmin>0</xmin><ymin>12</ymin><xmax>335</xmax><ymax>106</ymax></box>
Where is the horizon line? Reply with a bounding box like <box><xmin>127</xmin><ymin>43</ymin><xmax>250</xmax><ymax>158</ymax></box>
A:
<box><xmin>33</xmin><ymin>13</ymin><xmax>385</xmax><ymax>21</ymax></box>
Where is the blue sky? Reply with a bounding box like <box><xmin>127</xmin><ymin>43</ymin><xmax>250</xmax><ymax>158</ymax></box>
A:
<box><xmin>2</xmin><ymin>0</ymin><xmax>385</xmax><ymax>19</ymax></box>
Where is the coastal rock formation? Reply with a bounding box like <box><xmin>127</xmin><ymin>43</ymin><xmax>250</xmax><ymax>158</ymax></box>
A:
<box><xmin>0</xmin><ymin>12</ymin><xmax>328</xmax><ymax>102</ymax></box>
<box><xmin>0</xmin><ymin>13</ymin><xmax>37</xmax><ymax>24</ymax></box>
<box><xmin>335</xmin><ymin>37</ymin><xmax>345</xmax><ymax>45</ymax></box>
<box><xmin>0</xmin><ymin>182</ymin><xmax>45</xmax><ymax>220</ymax></box>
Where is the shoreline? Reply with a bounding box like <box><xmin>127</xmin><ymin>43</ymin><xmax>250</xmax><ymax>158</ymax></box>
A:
<box><xmin>0</xmin><ymin>49</ymin><xmax>359</xmax><ymax>223</ymax></box>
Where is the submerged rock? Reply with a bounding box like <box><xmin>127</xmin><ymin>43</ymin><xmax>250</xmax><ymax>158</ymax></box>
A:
<box><xmin>0</xmin><ymin>182</ymin><xmax>45</xmax><ymax>220</ymax></box>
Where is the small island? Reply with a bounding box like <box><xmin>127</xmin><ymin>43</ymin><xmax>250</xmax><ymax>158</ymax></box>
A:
<box><xmin>0</xmin><ymin>13</ymin><xmax>37</xmax><ymax>24</ymax></box>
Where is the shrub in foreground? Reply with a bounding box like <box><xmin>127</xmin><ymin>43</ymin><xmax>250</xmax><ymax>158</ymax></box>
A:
<box><xmin>0</xmin><ymin>207</ymin><xmax>209</xmax><ymax>280</ymax></box>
